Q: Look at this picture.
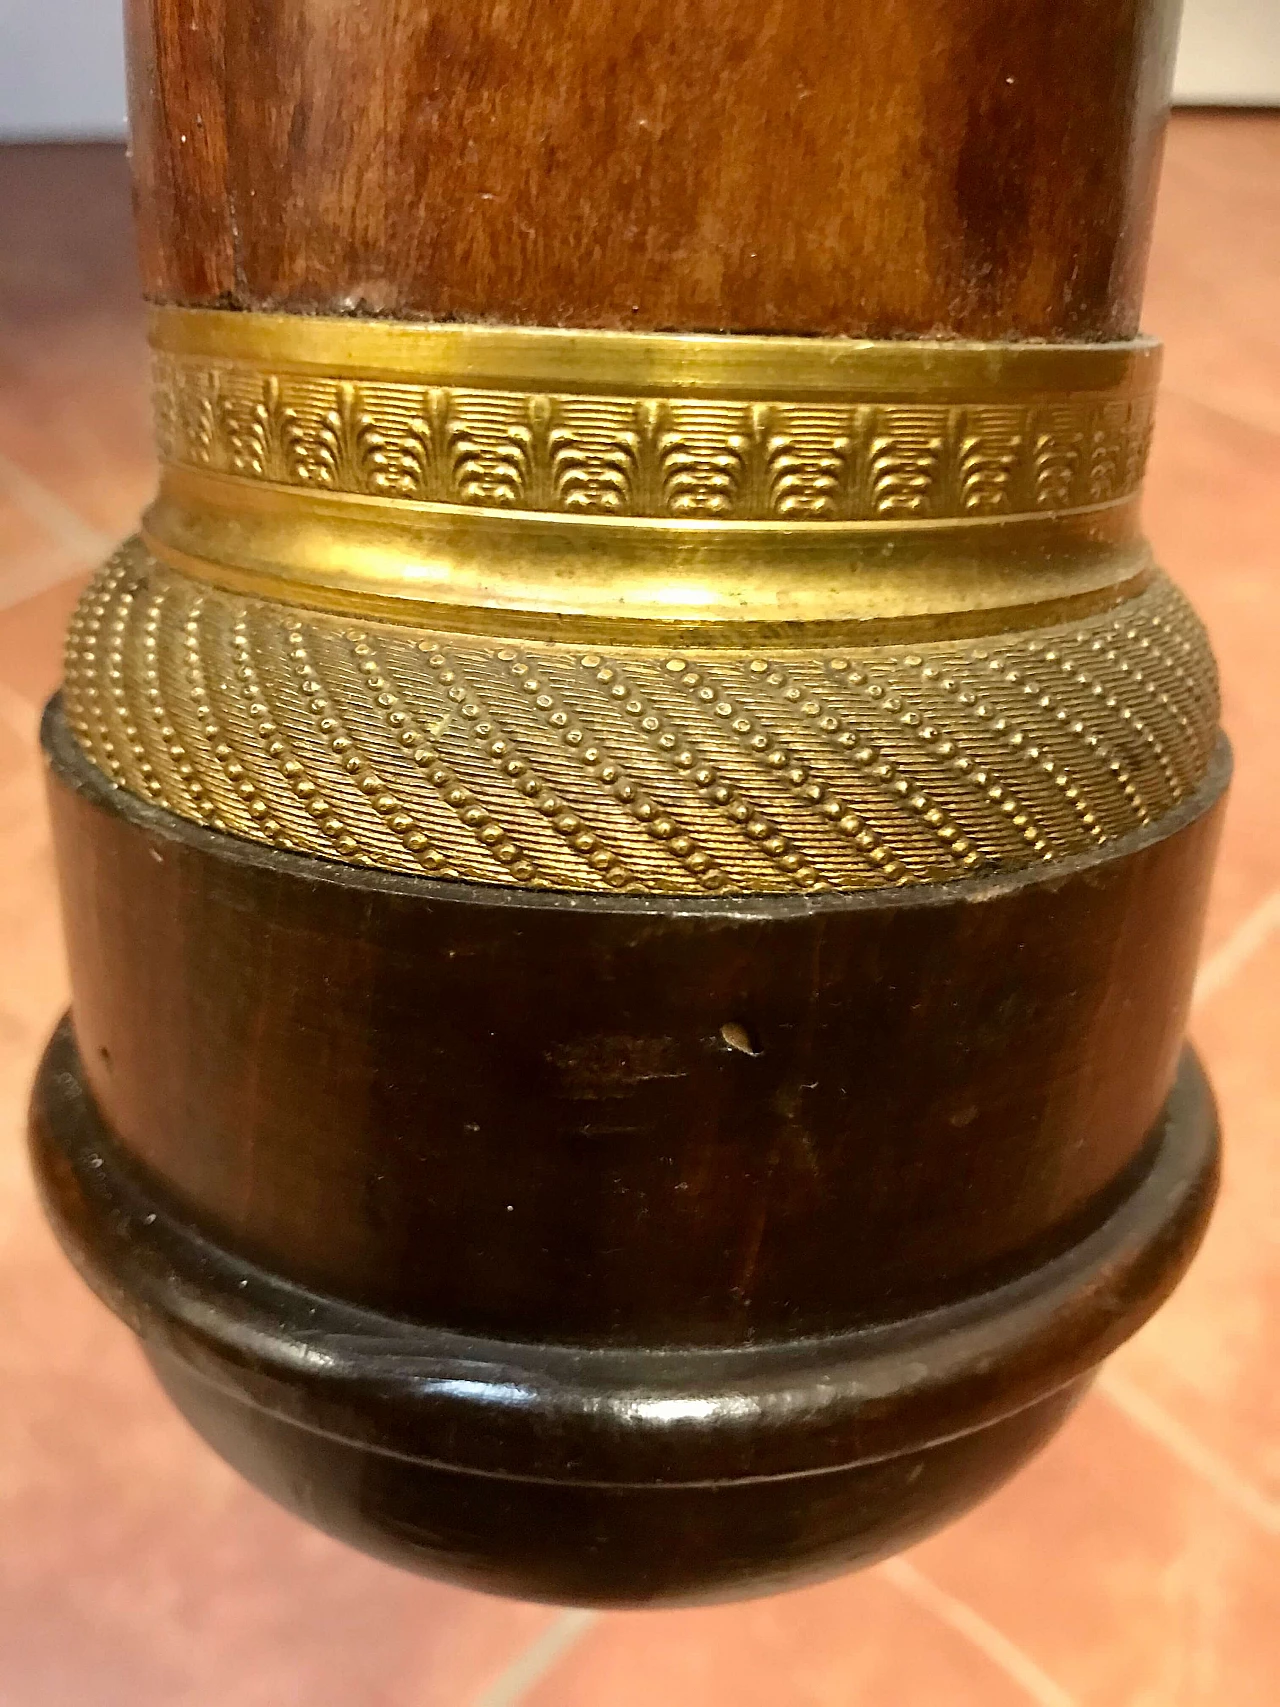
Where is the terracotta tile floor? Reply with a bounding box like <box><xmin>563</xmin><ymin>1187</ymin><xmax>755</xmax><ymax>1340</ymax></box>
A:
<box><xmin>0</xmin><ymin>120</ymin><xmax>1277</xmax><ymax>1704</ymax></box>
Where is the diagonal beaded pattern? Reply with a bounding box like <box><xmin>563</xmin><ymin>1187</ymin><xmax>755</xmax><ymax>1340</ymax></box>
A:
<box><xmin>63</xmin><ymin>543</ymin><xmax>1218</xmax><ymax>895</ymax></box>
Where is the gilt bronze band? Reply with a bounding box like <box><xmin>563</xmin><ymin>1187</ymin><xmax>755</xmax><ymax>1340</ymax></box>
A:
<box><xmin>148</xmin><ymin>308</ymin><xmax>1160</xmax><ymax>629</ymax></box>
<box><xmin>63</xmin><ymin>309</ymin><xmax>1215</xmax><ymax>895</ymax></box>
<box><xmin>65</xmin><ymin>548</ymin><xmax>1217</xmax><ymax>893</ymax></box>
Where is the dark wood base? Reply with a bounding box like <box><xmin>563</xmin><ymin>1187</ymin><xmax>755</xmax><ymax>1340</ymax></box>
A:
<box><xmin>31</xmin><ymin>701</ymin><xmax>1225</xmax><ymax>1603</ymax></box>
<box><xmin>32</xmin><ymin>1018</ymin><xmax>1214</xmax><ymax>1605</ymax></box>
<box><xmin>147</xmin><ymin>1344</ymin><xmax>1086</xmax><ymax>1607</ymax></box>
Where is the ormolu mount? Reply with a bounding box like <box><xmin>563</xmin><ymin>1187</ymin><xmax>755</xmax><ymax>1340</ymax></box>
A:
<box><xmin>31</xmin><ymin>0</ymin><xmax>1224</xmax><ymax>1603</ymax></box>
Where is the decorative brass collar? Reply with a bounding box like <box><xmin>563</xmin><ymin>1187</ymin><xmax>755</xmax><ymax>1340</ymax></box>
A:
<box><xmin>63</xmin><ymin>309</ymin><xmax>1217</xmax><ymax>897</ymax></box>
<box><xmin>148</xmin><ymin>308</ymin><xmax>1160</xmax><ymax>636</ymax></box>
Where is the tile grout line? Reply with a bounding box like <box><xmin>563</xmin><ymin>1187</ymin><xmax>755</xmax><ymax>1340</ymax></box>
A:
<box><xmin>880</xmin><ymin>1558</ymin><xmax>1078</xmax><ymax>1707</ymax></box>
<box><xmin>1088</xmin><ymin>884</ymin><xmax>1280</xmax><ymax>1534</ymax></box>
<box><xmin>0</xmin><ymin>548</ymin><xmax>93</xmax><ymax>616</ymax></box>
<box><xmin>0</xmin><ymin>446</ymin><xmax>112</xmax><ymax>567</ymax></box>
<box><xmin>0</xmin><ymin>680</ymin><xmax>40</xmax><ymax>746</ymax></box>
<box><xmin>1161</xmin><ymin>383</ymin><xmax>1280</xmax><ymax>447</ymax></box>
<box><xmin>1191</xmin><ymin>888</ymin><xmax>1280</xmax><ymax>1010</ymax></box>
<box><xmin>1095</xmin><ymin>1369</ymin><xmax>1280</xmax><ymax>1535</ymax></box>
<box><xmin>470</xmin><ymin>1609</ymin><xmax>600</xmax><ymax>1707</ymax></box>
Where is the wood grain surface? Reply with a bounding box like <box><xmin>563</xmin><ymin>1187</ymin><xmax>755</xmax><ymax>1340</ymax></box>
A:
<box><xmin>44</xmin><ymin>703</ymin><xmax>1225</xmax><ymax>1341</ymax></box>
<box><xmin>125</xmin><ymin>0</ymin><xmax>1180</xmax><ymax>337</ymax></box>
<box><xmin>30</xmin><ymin>707</ymin><xmax>1224</xmax><ymax>1601</ymax></box>
<box><xmin>3</xmin><ymin>118</ymin><xmax>1278</xmax><ymax>1692</ymax></box>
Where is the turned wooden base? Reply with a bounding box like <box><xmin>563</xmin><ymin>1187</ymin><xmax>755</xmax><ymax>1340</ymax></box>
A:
<box><xmin>28</xmin><ymin>701</ymin><xmax>1225</xmax><ymax>1603</ymax></box>
<box><xmin>32</xmin><ymin>1021</ymin><xmax>1215</xmax><ymax>1604</ymax></box>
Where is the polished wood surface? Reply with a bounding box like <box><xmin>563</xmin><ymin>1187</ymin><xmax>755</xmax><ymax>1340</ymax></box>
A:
<box><xmin>2</xmin><ymin>120</ymin><xmax>1278</xmax><ymax>1694</ymax></box>
<box><xmin>29</xmin><ymin>0</ymin><xmax>1223</xmax><ymax>1608</ymax></box>
<box><xmin>32</xmin><ymin>708</ymin><xmax>1223</xmax><ymax>1602</ymax></box>
<box><xmin>126</xmin><ymin>0</ymin><xmax>1179</xmax><ymax>337</ymax></box>
<box><xmin>46</xmin><ymin>712</ymin><xmax>1223</xmax><ymax>1345</ymax></box>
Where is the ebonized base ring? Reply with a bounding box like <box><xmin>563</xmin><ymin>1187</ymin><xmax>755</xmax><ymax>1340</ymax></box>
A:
<box><xmin>32</xmin><ymin>1022</ymin><xmax>1216</xmax><ymax>1605</ymax></box>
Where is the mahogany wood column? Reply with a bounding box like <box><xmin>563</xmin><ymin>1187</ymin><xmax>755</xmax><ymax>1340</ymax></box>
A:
<box><xmin>30</xmin><ymin>0</ymin><xmax>1224</xmax><ymax>1605</ymax></box>
<box><xmin>127</xmin><ymin>0</ymin><xmax>1179</xmax><ymax>337</ymax></box>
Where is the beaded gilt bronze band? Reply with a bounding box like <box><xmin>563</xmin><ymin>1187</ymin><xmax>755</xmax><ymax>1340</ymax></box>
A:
<box><xmin>63</xmin><ymin>310</ymin><xmax>1218</xmax><ymax>894</ymax></box>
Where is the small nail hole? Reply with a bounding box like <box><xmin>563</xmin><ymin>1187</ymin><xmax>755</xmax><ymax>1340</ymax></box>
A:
<box><xmin>720</xmin><ymin>1021</ymin><xmax>761</xmax><ymax>1057</ymax></box>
